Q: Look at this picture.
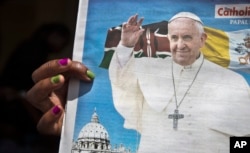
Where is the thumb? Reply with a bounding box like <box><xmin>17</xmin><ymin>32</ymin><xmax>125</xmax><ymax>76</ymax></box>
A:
<box><xmin>37</xmin><ymin>105</ymin><xmax>64</xmax><ymax>135</ymax></box>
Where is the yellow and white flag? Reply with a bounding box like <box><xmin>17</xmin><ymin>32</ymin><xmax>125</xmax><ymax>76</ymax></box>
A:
<box><xmin>202</xmin><ymin>27</ymin><xmax>250</xmax><ymax>72</ymax></box>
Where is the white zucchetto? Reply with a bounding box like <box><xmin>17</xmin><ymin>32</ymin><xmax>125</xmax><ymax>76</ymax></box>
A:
<box><xmin>169</xmin><ymin>12</ymin><xmax>203</xmax><ymax>25</ymax></box>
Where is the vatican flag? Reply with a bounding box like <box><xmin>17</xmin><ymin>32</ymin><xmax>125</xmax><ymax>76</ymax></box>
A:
<box><xmin>202</xmin><ymin>27</ymin><xmax>250</xmax><ymax>71</ymax></box>
<box><xmin>99</xmin><ymin>22</ymin><xmax>250</xmax><ymax>73</ymax></box>
<box><xmin>201</xmin><ymin>27</ymin><xmax>230</xmax><ymax>68</ymax></box>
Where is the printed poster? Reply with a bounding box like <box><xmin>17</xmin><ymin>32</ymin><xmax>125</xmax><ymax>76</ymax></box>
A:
<box><xmin>59</xmin><ymin>0</ymin><xmax>250</xmax><ymax>152</ymax></box>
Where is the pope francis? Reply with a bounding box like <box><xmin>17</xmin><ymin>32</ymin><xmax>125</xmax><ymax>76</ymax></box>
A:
<box><xmin>108</xmin><ymin>12</ymin><xmax>250</xmax><ymax>153</ymax></box>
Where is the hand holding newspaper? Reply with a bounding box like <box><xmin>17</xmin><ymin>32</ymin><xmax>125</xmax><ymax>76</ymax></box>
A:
<box><xmin>59</xmin><ymin>0</ymin><xmax>250</xmax><ymax>153</ymax></box>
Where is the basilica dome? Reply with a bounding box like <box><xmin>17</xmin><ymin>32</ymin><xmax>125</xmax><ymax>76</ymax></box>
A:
<box><xmin>71</xmin><ymin>109</ymin><xmax>111</xmax><ymax>152</ymax></box>
<box><xmin>77</xmin><ymin>110</ymin><xmax>110</xmax><ymax>142</ymax></box>
<box><xmin>71</xmin><ymin>109</ymin><xmax>131</xmax><ymax>153</ymax></box>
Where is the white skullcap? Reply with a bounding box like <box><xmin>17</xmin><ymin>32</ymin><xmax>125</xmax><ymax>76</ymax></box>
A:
<box><xmin>169</xmin><ymin>12</ymin><xmax>203</xmax><ymax>25</ymax></box>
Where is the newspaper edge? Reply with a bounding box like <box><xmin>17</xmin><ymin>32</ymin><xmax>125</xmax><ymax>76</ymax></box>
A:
<box><xmin>59</xmin><ymin>0</ymin><xmax>89</xmax><ymax>152</ymax></box>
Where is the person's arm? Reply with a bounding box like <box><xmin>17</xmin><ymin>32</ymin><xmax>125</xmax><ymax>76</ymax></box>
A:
<box><xmin>108</xmin><ymin>14</ymin><xmax>145</xmax><ymax>132</ymax></box>
<box><xmin>26</xmin><ymin>58</ymin><xmax>94</xmax><ymax>135</ymax></box>
<box><xmin>113</xmin><ymin>14</ymin><xmax>145</xmax><ymax>68</ymax></box>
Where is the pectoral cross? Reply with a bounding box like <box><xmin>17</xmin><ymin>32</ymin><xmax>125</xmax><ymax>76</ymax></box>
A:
<box><xmin>168</xmin><ymin>109</ymin><xmax>184</xmax><ymax>130</ymax></box>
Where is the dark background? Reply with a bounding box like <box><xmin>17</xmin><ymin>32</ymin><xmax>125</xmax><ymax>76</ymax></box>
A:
<box><xmin>0</xmin><ymin>0</ymin><xmax>79</xmax><ymax>152</ymax></box>
<box><xmin>0</xmin><ymin>0</ymin><xmax>79</xmax><ymax>67</ymax></box>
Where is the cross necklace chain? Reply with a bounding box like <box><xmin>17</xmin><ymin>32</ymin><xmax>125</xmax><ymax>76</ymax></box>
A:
<box><xmin>168</xmin><ymin>56</ymin><xmax>204</xmax><ymax>130</ymax></box>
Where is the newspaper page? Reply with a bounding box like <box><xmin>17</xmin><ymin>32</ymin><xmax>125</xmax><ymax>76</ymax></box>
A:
<box><xmin>59</xmin><ymin>0</ymin><xmax>250</xmax><ymax>152</ymax></box>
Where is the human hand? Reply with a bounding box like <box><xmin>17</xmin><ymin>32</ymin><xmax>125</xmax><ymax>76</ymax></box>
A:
<box><xmin>121</xmin><ymin>14</ymin><xmax>144</xmax><ymax>47</ymax></box>
<box><xmin>26</xmin><ymin>58</ymin><xmax>95</xmax><ymax>135</ymax></box>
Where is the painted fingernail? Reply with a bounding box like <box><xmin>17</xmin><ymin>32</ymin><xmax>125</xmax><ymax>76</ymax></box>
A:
<box><xmin>58</xmin><ymin>58</ymin><xmax>68</xmax><ymax>66</ymax></box>
<box><xmin>87</xmin><ymin>70</ymin><xmax>95</xmax><ymax>79</ymax></box>
<box><xmin>51</xmin><ymin>75</ymin><xmax>60</xmax><ymax>84</ymax></box>
<box><xmin>52</xmin><ymin>105</ymin><xmax>61</xmax><ymax>115</ymax></box>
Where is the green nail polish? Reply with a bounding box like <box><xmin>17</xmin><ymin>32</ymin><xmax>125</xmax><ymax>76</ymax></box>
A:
<box><xmin>87</xmin><ymin>70</ymin><xmax>95</xmax><ymax>79</ymax></box>
<box><xmin>51</xmin><ymin>75</ymin><xmax>60</xmax><ymax>84</ymax></box>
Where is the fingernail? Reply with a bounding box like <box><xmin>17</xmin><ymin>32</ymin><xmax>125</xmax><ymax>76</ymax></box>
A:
<box><xmin>87</xmin><ymin>70</ymin><xmax>95</xmax><ymax>79</ymax></box>
<box><xmin>52</xmin><ymin>105</ymin><xmax>61</xmax><ymax>115</ymax></box>
<box><xmin>58</xmin><ymin>58</ymin><xmax>68</xmax><ymax>66</ymax></box>
<box><xmin>51</xmin><ymin>75</ymin><xmax>60</xmax><ymax>84</ymax></box>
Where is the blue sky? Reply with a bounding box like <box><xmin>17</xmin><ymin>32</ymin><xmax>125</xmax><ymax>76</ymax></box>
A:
<box><xmin>72</xmin><ymin>0</ymin><xmax>250</xmax><ymax>152</ymax></box>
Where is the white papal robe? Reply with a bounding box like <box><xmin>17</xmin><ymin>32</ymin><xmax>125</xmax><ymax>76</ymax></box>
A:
<box><xmin>108</xmin><ymin>44</ymin><xmax>250</xmax><ymax>153</ymax></box>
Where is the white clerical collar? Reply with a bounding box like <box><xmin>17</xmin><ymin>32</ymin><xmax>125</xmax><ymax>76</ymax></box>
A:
<box><xmin>183</xmin><ymin>65</ymin><xmax>192</xmax><ymax>69</ymax></box>
<box><xmin>173</xmin><ymin>53</ymin><xmax>204</xmax><ymax>72</ymax></box>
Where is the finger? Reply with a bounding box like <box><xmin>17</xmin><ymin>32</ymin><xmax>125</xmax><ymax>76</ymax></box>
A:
<box><xmin>33</xmin><ymin>59</ymin><xmax>94</xmax><ymax>83</ymax></box>
<box><xmin>37</xmin><ymin>105</ymin><xmax>64</xmax><ymax>135</ymax></box>
<box><xmin>122</xmin><ymin>22</ymin><xmax>129</xmax><ymax>29</ymax></box>
<box><xmin>66</xmin><ymin>61</ymin><xmax>95</xmax><ymax>81</ymax></box>
<box><xmin>127</xmin><ymin>14</ymin><xmax>138</xmax><ymax>25</ymax></box>
<box><xmin>138</xmin><ymin>17</ymin><xmax>144</xmax><ymax>26</ymax></box>
<box><xmin>32</xmin><ymin>58</ymin><xmax>72</xmax><ymax>83</ymax></box>
<box><xmin>26</xmin><ymin>74</ymin><xmax>65</xmax><ymax>112</ymax></box>
<box><xmin>131</xmin><ymin>15</ymin><xmax>144</xmax><ymax>27</ymax></box>
<box><xmin>131</xmin><ymin>14</ymin><xmax>138</xmax><ymax>25</ymax></box>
